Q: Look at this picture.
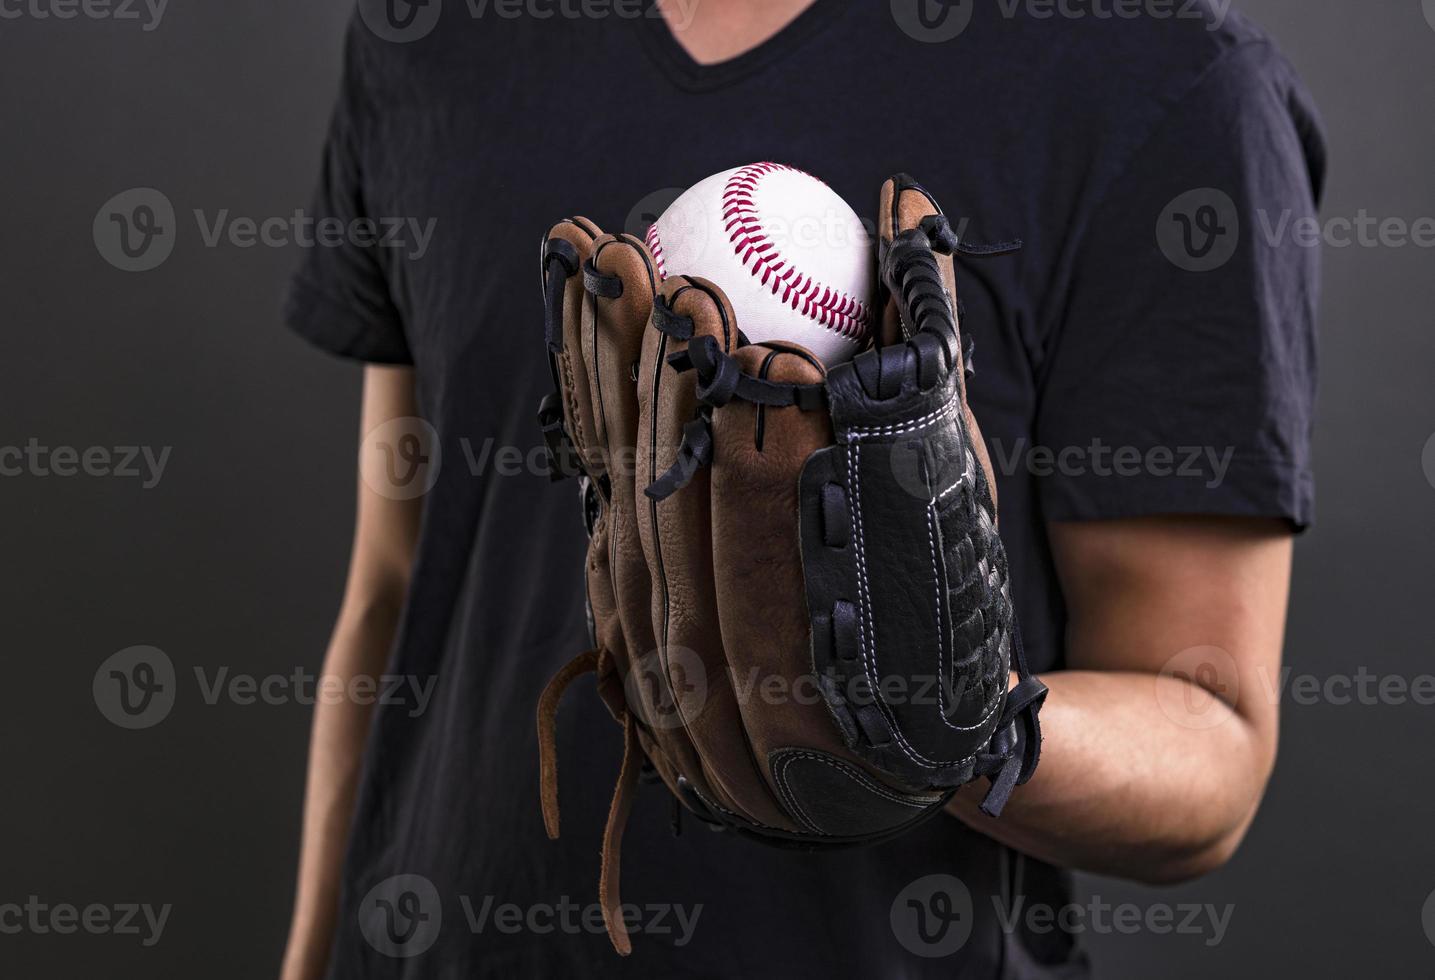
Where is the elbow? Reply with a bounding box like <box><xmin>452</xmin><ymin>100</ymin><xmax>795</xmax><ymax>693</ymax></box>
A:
<box><xmin>1127</xmin><ymin>763</ymin><xmax>1271</xmax><ymax>885</ymax></box>
<box><xmin>1127</xmin><ymin>747</ymin><xmax>1273</xmax><ymax>885</ymax></box>
<box><xmin>1129</xmin><ymin>826</ymin><xmax>1247</xmax><ymax>885</ymax></box>
<box><xmin>1133</xmin><ymin>718</ymin><xmax>1277</xmax><ymax>885</ymax></box>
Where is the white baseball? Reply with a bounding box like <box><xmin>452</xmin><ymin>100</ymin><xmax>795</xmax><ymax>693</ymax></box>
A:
<box><xmin>645</xmin><ymin>163</ymin><xmax>874</xmax><ymax>365</ymax></box>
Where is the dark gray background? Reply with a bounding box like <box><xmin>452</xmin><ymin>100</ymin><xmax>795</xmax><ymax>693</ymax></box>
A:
<box><xmin>2</xmin><ymin>1</ymin><xmax>1431</xmax><ymax>976</ymax></box>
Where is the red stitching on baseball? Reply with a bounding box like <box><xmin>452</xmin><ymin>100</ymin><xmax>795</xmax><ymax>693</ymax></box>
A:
<box><xmin>721</xmin><ymin>163</ymin><xmax>871</xmax><ymax>342</ymax></box>
<box><xmin>645</xmin><ymin>221</ymin><xmax>667</xmax><ymax>279</ymax></box>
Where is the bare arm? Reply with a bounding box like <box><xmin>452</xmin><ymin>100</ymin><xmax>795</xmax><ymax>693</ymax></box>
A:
<box><xmin>948</xmin><ymin>516</ymin><xmax>1292</xmax><ymax>883</ymax></box>
<box><xmin>281</xmin><ymin>365</ymin><xmax>421</xmax><ymax>980</ymax></box>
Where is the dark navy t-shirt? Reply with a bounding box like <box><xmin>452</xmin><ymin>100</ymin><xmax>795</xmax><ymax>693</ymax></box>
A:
<box><xmin>285</xmin><ymin>2</ymin><xmax>1323</xmax><ymax>976</ymax></box>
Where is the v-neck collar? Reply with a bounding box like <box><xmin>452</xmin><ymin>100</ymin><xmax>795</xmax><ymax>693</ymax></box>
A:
<box><xmin>638</xmin><ymin>0</ymin><xmax>855</xmax><ymax>93</ymax></box>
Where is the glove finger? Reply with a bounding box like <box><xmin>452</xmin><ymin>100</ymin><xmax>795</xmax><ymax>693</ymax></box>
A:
<box><xmin>542</xmin><ymin>217</ymin><xmax>605</xmax><ymax>478</ymax></box>
<box><xmin>635</xmin><ymin>276</ymin><xmax>791</xmax><ymax>828</ymax></box>
<box><xmin>584</xmin><ymin>233</ymin><xmax>695</xmax><ymax>792</ymax></box>
<box><xmin>581</xmin><ymin>233</ymin><xmax>656</xmax><ymax>492</ymax></box>
<box><xmin>579</xmin><ymin>233</ymin><xmax>660</xmax><ymax>711</ymax></box>
<box><xmin>706</xmin><ymin>343</ymin><xmax>852</xmax><ymax>826</ymax></box>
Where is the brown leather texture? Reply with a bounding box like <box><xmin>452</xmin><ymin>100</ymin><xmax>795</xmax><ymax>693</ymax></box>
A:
<box><xmin>635</xmin><ymin>277</ymin><xmax>794</xmax><ymax>828</ymax></box>
<box><xmin>707</xmin><ymin>344</ymin><xmax>846</xmax><ymax>812</ymax></box>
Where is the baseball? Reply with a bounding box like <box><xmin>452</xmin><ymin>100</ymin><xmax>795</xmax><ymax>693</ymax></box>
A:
<box><xmin>645</xmin><ymin>163</ymin><xmax>874</xmax><ymax>365</ymax></box>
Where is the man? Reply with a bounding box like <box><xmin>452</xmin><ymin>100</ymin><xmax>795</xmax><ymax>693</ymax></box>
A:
<box><xmin>280</xmin><ymin>0</ymin><xmax>1323</xmax><ymax>976</ymax></box>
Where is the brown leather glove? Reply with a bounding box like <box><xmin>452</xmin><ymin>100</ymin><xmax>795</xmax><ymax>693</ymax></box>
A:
<box><xmin>535</xmin><ymin>173</ymin><xmax>1046</xmax><ymax>955</ymax></box>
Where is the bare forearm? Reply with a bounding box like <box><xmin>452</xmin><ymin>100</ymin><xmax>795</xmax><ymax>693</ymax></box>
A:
<box><xmin>949</xmin><ymin>669</ymin><xmax>1270</xmax><ymax>882</ymax></box>
<box><xmin>281</xmin><ymin>595</ymin><xmax>402</xmax><ymax>980</ymax></box>
<box><xmin>281</xmin><ymin>365</ymin><xmax>419</xmax><ymax>980</ymax></box>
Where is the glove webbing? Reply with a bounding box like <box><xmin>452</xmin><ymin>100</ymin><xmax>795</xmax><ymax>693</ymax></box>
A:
<box><xmin>919</xmin><ymin>213</ymin><xmax>1023</xmax><ymax>258</ymax></box>
<box><xmin>878</xmin><ymin>215</ymin><xmax>1022</xmax><ymax>393</ymax></box>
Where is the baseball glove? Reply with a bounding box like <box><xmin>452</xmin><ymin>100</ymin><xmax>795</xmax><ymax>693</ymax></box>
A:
<box><xmin>535</xmin><ymin>173</ymin><xmax>1046</xmax><ymax>954</ymax></box>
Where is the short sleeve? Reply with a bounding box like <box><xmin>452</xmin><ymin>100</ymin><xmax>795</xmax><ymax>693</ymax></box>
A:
<box><xmin>283</xmin><ymin>19</ymin><xmax>411</xmax><ymax>365</ymax></box>
<box><xmin>1035</xmin><ymin>42</ymin><xmax>1324</xmax><ymax>530</ymax></box>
